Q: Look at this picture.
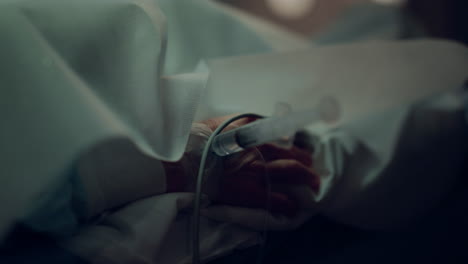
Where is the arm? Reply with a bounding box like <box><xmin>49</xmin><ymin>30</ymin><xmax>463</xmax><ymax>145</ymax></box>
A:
<box><xmin>76</xmin><ymin>138</ymin><xmax>169</xmax><ymax>220</ymax></box>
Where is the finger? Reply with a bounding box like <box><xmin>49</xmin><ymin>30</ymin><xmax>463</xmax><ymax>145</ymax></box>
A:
<box><xmin>267</xmin><ymin>192</ymin><xmax>298</xmax><ymax>217</ymax></box>
<box><xmin>218</xmin><ymin>177</ymin><xmax>268</xmax><ymax>208</ymax></box>
<box><xmin>258</xmin><ymin>144</ymin><xmax>313</xmax><ymax>166</ymax></box>
<box><xmin>222</xmin><ymin>168</ymin><xmax>266</xmax><ymax>189</ymax></box>
<box><xmin>223</xmin><ymin>148</ymin><xmax>264</xmax><ymax>173</ymax></box>
<box><xmin>217</xmin><ymin>180</ymin><xmax>298</xmax><ymax>217</ymax></box>
<box><xmin>290</xmin><ymin>146</ymin><xmax>314</xmax><ymax>167</ymax></box>
<box><xmin>218</xmin><ymin>171</ymin><xmax>294</xmax><ymax>214</ymax></box>
<box><xmin>265</xmin><ymin>160</ymin><xmax>320</xmax><ymax>192</ymax></box>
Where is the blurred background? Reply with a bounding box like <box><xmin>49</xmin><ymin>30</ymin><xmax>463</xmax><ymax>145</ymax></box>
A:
<box><xmin>220</xmin><ymin>0</ymin><xmax>468</xmax><ymax>44</ymax></box>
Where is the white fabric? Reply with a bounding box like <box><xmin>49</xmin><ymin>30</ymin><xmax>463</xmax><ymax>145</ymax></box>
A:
<box><xmin>318</xmin><ymin>90</ymin><xmax>467</xmax><ymax>229</ymax></box>
<box><xmin>0</xmin><ymin>0</ymin><xmax>207</xmax><ymax>238</ymax></box>
<box><xmin>1</xmin><ymin>0</ymin><xmax>468</xmax><ymax>263</ymax></box>
<box><xmin>77</xmin><ymin>138</ymin><xmax>167</xmax><ymax>219</ymax></box>
<box><xmin>197</xmin><ymin>40</ymin><xmax>468</xmax><ymax>121</ymax></box>
<box><xmin>66</xmin><ymin>39</ymin><xmax>468</xmax><ymax>263</ymax></box>
<box><xmin>63</xmin><ymin>193</ymin><xmax>260</xmax><ymax>264</ymax></box>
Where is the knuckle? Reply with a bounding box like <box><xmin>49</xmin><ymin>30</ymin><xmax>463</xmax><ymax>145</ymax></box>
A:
<box><xmin>284</xmin><ymin>159</ymin><xmax>303</xmax><ymax>168</ymax></box>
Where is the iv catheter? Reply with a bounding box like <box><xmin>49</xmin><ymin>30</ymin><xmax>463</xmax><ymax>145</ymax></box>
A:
<box><xmin>211</xmin><ymin>96</ymin><xmax>341</xmax><ymax>156</ymax></box>
<box><xmin>193</xmin><ymin>97</ymin><xmax>340</xmax><ymax>264</ymax></box>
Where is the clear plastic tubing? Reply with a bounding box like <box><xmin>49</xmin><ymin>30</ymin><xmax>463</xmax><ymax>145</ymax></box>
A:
<box><xmin>212</xmin><ymin>96</ymin><xmax>341</xmax><ymax>156</ymax></box>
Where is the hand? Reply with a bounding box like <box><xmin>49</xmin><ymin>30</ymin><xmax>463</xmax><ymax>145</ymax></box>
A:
<box><xmin>164</xmin><ymin>115</ymin><xmax>249</xmax><ymax>193</ymax></box>
<box><xmin>199</xmin><ymin>115</ymin><xmax>319</xmax><ymax>217</ymax></box>
<box><xmin>215</xmin><ymin>144</ymin><xmax>318</xmax><ymax>217</ymax></box>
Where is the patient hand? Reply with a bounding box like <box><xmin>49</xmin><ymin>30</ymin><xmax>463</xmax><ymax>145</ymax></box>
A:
<box><xmin>201</xmin><ymin>116</ymin><xmax>319</xmax><ymax>217</ymax></box>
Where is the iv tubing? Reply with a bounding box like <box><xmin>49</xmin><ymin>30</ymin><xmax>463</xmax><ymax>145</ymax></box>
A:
<box><xmin>192</xmin><ymin>113</ymin><xmax>264</xmax><ymax>264</ymax></box>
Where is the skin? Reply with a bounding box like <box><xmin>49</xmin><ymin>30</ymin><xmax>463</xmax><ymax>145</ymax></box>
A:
<box><xmin>199</xmin><ymin>115</ymin><xmax>319</xmax><ymax>217</ymax></box>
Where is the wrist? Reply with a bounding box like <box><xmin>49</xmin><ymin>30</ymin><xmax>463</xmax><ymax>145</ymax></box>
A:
<box><xmin>163</xmin><ymin>158</ymin><xmax>191</xmax><ymax>192</ymax></box>
<box><xmin>163</xmin><ymin>123</ymin><xmax>216</xmax><ymax>193</ymax></box>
